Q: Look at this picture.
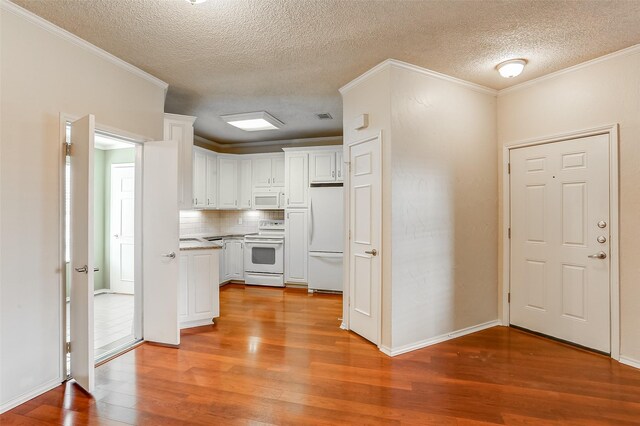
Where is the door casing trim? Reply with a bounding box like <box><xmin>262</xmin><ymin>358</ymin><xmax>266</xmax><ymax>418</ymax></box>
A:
<box><xmin>501</xmin><ymin>124</ymin><xmax>620</xmax><ymax>360</ymax></box>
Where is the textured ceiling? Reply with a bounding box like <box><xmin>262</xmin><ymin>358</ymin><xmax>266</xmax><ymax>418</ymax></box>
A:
<box><xmin>12</xmin><ymin>0</ymin><xmax>640</xmax><ymax>144</ymax></box>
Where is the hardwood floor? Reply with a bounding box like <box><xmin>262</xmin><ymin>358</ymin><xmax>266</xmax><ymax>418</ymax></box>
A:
<box><xmin>3</xmin><ymin>284</ymin><xmax>640</xmax><ymax>425</ymax></box>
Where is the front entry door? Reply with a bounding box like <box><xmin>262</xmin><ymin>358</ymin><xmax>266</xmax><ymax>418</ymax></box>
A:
<box><xmin>510</xmin><ymin>134</ymin><xmax>610</xmax><ymax>353</ymax></box>
<box><xmin>348</xmin><ymin>137</ymin><xmax>381</xmax><ymax>345</ymax></box>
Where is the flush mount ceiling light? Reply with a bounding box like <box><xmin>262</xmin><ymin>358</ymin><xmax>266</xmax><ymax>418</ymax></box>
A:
<box><xmin>496</xmin><ymin>59</ymin><xmax>527</xmax><ymax>78</ymax></box>
<box><xmin>221</xmin><ymin>111</ymin><xmax>284</xmax><ymax>132</ymax></box>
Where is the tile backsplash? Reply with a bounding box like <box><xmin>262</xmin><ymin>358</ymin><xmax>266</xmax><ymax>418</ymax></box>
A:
<box><xmin>180</xmin><ymin>210</ymin><xmax>284</xmax><ymax>236</ymax></box>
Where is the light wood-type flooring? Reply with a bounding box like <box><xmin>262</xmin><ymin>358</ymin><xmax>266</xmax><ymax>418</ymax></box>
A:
<box><xmin>4</xmin><ymin>284</ymin><xmax>640</xmax><ymax>425</ymax></box>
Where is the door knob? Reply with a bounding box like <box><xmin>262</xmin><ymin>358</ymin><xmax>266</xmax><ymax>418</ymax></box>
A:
<box><xmin>365</xmin><ymin>249</ymin><xmax>378</xmax><ymax>256</ymax></box>
<box><xmin>162</xmin><ymin>252</ymin><xmax>176</xmax><ymax>259</ymax></box>
<box><xmin>75</xmin><ymin>265</ymin><xmax>88</xmax><ymax>274</ymax></box>
<box><xmin>588</xmin><ymin>251</ymin><xmax>607</xmax><ymax>259</ymax></box>
<box><xmin>114</xmin><ymin>234</ymin><xmax>119</xmax><ymax>239</ymax></box>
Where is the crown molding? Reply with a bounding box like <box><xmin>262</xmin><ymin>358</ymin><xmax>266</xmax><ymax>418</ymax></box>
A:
<box><xmin>339</xmin><ymin>58</ymin><xmax>497</xmax><ymax>96</ymax></box>
<box><xmin>195</xmin><ymin>135</ymin><xmax>342</xmax><ymax>150</ymax></box>
<box><xmin>164</xmin><ymin>112</ymin><xmax>197</xmax><ymax>124</ymax></box>
<box><xmin>498</xmin><ymin>43</ymin><xmax>640</xmax><ymax>97</ymax></box>
<box><xmin>1</xmin><ymin>0</ymin><xmax>169</xmax><ymax>94</ymax></box>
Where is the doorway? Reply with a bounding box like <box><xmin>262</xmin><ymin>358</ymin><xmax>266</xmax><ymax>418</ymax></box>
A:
<box><xmin>65</xmin><ymin>126</ymin><xmax>143</xmax><ymax>369</ymax></box>
<box><xmin>506</xmin><ymin>128</ymin><xmax>619</xmax><ymax>356</ymax></box>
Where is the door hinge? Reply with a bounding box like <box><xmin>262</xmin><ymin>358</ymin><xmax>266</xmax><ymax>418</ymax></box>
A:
<box><xmin>66</xmin><ymin>342</ymin><xmax>71</xmax><ymax>353</ymax></box>
<box><xmin>508</xmin><ymin>227</ymin><xmax>511</xmax><ymax>239</ymax></box>
<box><xmin>508</xmin><ymin>293</ymin><xmax>511</xmax><ymax>303</ymax></box>
<box><xmin>65</xmin><ymin>143</ymin><xmax>72</xmax><ymax>156</ymax></box>
<box><xmin>507</xmin><ymin>163</ymin><xmax>511</xmax><ymax>174</ymax></box>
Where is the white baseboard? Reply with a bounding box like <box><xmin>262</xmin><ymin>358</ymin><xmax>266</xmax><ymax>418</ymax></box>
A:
<box><xmin>379</xmin><ymin>320</ymin><xmax>501</xmax><ymax>357</ymax></box>
<box><xmin>0</xmin><ymin>377</ymin><xmax>62</xmax><ymax>414</ymax></box>
<box><xmin>620</xmin><ymin>356</ymin><xmax>640</xmax><ymax>370</ymax></box>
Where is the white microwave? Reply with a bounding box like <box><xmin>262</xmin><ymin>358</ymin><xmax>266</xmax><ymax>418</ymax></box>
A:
<box><xmin>253</xmin><ymin>191</ymin><xmax>285</xmax><ymax>210</ymax></box>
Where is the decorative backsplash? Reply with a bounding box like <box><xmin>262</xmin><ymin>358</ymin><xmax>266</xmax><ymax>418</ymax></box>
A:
<box><xmin>179</xmin><ymin>210</ymin><xmax>284</xmax><ymax>236</ymax></box>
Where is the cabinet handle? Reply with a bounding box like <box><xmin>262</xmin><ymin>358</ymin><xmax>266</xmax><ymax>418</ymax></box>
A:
<box><xmin>248</xmin><ymin>199</ymin><xmax>251</xmax><ymax>206</ymax></box>
<box><xmin>332</xmin><ymin>170</ymin><xmax>335</xmax><ymax>177</ymax></box>
<box><xmin>207</xmin><ymin>198</ymin><xmax>210</xmax><ymax>205</ymax></box>
<box><xmin>195</xmin><ymin>198</ymin><xmax>198</xmax><ymax>205</ymax></box>
<box><xmin>287</xmin><ymin>197</ymin><xmax>290</xmax><ymax>205</ymax></box>
<box><xmin>235</xmin><ymin>200</ymin><xmax>237</xmax><ymax>206</ymax></box>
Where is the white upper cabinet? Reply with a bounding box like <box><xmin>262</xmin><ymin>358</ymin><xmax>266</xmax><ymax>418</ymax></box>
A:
<box><xmin>163</xmin><ymin>113</ymin><xmax>196</xmax><ymax>210</ymax></box>
<box><xmin>284</xmin><ymin>151</ymin><xmax>309</xmax><ymax>208</ymax></box>
<box><xmin>205</xmin><ymin>153</ymin><xmax>218</xmax><ymax>208</ymax></box>
<box><xmin>238</xmin><ymin>159</ymin><xmax>252</xmax><ymax>209</ymax></box>
<box><xmin>309</xmin><ymin>151</ymin><xmax>337</xmax><ymax>183</ymax></box>
<box><xmin>272</xmin><ymin>155</ymin><xmax>285</xmax><ymax>187</ymax></box>
<box><xmin>336</xmin><ymin>150</ymin><xmax>344</xmax><ymax>182</ymax></box>
<box><xmin>218</xmin><ymin>157</ymin><xmax>239</xmax><ymax>209</ymax></box>
<box><xmin>192</xmin><ymin>148</ymin><xmax>207</xmax><ymax>208</ymax></box>
<box><xmin>252</xmin><ymin>154</ymin><xmax>285</xmax><ymax>189</ymax></box>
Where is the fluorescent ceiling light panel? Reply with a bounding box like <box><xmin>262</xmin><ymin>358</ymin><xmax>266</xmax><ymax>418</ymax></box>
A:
<box><xmin>221</xmin><ymin>111</ymin><xmax>284</xmax><ymax>132</ymax></box>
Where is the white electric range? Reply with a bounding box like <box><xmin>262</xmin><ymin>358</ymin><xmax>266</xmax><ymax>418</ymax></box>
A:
<box><xmin>244</xmin><ymin>220</ymin><xmax>285</xmax><ymax>287</ymax></box>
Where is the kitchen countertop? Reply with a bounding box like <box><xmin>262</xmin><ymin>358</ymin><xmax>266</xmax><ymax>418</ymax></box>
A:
<box><xmin>179</xmin><ymin>233</ymin><xmax>257</xmax><ymax>251</ymax></box>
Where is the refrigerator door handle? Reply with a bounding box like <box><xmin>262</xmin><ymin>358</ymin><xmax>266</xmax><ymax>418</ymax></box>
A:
<box><xmin>308</xmin><ymin>197</ymin><xmax>313</xmax><ymax>243</ymax></box>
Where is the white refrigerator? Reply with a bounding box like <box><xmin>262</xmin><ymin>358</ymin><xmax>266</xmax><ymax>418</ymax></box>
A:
<box><xmin>308</xmin><ymin>186</ymin><xmax>344</xmax><ymax>292</ymax></box>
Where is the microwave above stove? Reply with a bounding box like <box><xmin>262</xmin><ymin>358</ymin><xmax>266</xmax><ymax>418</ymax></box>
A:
<box><xmin>253</xmin><ymin>191</ymin><xmax>284</xmax><ymax>210</ymax></box>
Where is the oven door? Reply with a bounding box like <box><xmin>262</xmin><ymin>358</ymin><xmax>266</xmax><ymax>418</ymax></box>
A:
<box><xmin>244</xmin><ymin>239</ymin><xmax>284</xmax><ymax>274</ymax></box>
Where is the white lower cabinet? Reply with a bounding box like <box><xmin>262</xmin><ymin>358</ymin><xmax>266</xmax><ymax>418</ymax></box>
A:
<box><xmin>179</xmin><ymin>249</ymin><xmax>220</xmax><ymax>329</ymax></box>
<box><xmin>285</xmin><ymin>209</ymin><xmax>308</xmax><ymax>283</ymax></box>
<box><xmin>220</xmin><ymin>239</ymin><xmax>244</xmax><ymax>283</ymax></box>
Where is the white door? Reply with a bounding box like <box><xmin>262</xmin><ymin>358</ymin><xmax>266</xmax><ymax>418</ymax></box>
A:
<box><xmin>192</xmin><ymin>149</ymin><xmax>207</xmax><ymax>208</ymax></box>
<box><xmin>285</xmin><ymin>209</ymin><xmax>308</xmax><ymax>283</ymax></box>
<box><xmin>205</xmin><ymin>153</ymin><xmax>217</xmax><ymax>208</ymax></box>
<box><xmin>69</xmin><ymin>114</ymin><xmax>96</xmax><ymax>393</ymax></box>
<box><xmin>349</xmin><ymin>137</ymin><xmax>381</xmax><ymax>345</ymax></box>
<box><xmin>218</xmin><ymin>158</ymin><xmax>238</xmax><ymax>209</ymax></box>
<box><xmin>252</xmin><ymin>157</ymin><xmax>272</xmax><ymax>188</ymax></box>
<box><xmin>285</xmin><ymin>153</ymin><xmax>308</xmax><ymax>208</ymax></box>
<box><xmin>271</xmin><ymin>156</ymin><xmax>285</xmax><ymax>187</ymax></box>
<box><xmin>143</xmin><ymin>140</ymin><xmax>180</xmax><ymax>345</ymax></box>
<box><xmin>238</xmin><ymin>159</ymin><xmax>252</xmax><ymax>209</ymax></box>
<box><xmin>510</xmin><ymin>134</ymin><xmax>610</xmax><ymax>353</ymax></box>
<box><xmin>310</xmin><ymin>152</ymin><xmax>336</xmax><ymax>183</ymax></box>
<box><xmin>110</xmin><ymin>164</ymin><xmax>136</xmax><ymax>294</ymax></box>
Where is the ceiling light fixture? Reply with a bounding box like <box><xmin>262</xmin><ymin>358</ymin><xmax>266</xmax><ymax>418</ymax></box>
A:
<box><xmin>185</xmin><ymin>0</ymin><xmax>207</xmax><ymax>5</ymax></box>
<box><xmin>221</xmin><ymin>111</ymin><xmax>284</xmax><ymax>132</ymax></box>
<box><xmin>496</xmin><ymin>58</ymin><xmax>527</xmax><ymax>78</ymax></box>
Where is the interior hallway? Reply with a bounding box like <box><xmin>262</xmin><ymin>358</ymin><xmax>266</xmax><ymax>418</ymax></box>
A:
<box><xmin>9</xmin><ymin>285</ymin><xmax>640</xmax><ymax>424</ymax></box>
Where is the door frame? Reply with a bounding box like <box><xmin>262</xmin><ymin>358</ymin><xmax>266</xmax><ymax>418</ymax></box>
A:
<box><xmin>58</xmin><ymin>113</ymin><xmax>148</xmax><ymax>378</ymax></box>
<box><xmin>341</xmin><ymin>132</ymin><xmax>383</xmax><ymax>348</ymax></box>
<box><xmin>501</xmin><ymin>123</ymin><xmax>620</xmax><ymax>360</ymax></box>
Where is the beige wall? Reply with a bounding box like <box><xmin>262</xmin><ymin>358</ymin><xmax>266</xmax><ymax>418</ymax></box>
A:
<box><xmin>497</xmin><ymin>50</ymin><xmax>640</xmax><ymax>363</ymax></box>
<box><xmin>342</xmin><ymin>62</ymin><xmax>498</xmax><ymax>352</ymax></box>
<box><xmin>389</xmin><ymin>66</ymin><xmax>498</xmax><ymax>349</ymax></box>
<box><xmin>0</xmin><ymin>6</ymin><xmax>165</xmax><ymax>410</ymax></box>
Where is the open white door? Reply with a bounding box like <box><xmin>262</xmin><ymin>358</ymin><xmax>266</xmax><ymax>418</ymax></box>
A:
<box><xmin>143</xmin><ymin>140</ymin><xmax>180</xmax><ymax>345</ymax></box>
<box><xmin>69</xmin><ymin>114</ymin><xmax>95</xmax><ymax>392</ymax></box>
<box><xmin>348</xmin><ymin>136</ymin><xmax>382</xmax><ymax>345</ymax></box>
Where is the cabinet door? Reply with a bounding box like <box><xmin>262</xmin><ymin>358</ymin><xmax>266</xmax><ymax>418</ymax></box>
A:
<box><xmin>271</xmin><ymin>155</ymin><xmax>285</xmax><ymax>187</ymax></box>
<box><xmin>238</xmin><ymin>159</ymin><xmax>252</xmax><ymax>209</ymax></box>
<box><xmin>234</xmin><ymin>241</ymin><xmax>244</xmax><ymax>279</ymax></box>
<box><xmin>309</xmin><ymin>152</ymin><xmax>336</xmax><ymax>183</ymax></box>
<box><xmin>336</xmin><ymin>150</ymin><xmax>344</xmax><ymax>182</ymax></box>
<box><xmin>191</xmin><ymin>252</ymin><xmax>214</xmax><ymax>317</ymax></box>
<box><xmin>178</xmin><ymin>254</ymin><xmax>189</xmax><ymax>322</ymax></box>
<box><xmin>285</xmin><ymin>209</ymin><xmax>308</xmax><ymax>283</ymax></box>
<box><xmin>285</xmin><ymin>153</ymin><xmax>308</xmax><ymax>208</ymax></box>
<box><xmin>252</xmin><ymin>157</ymin><xmax>272</xmax><ymax>188</ymax></box>
<box><xmin>192</xmin><ymin>149</ymin><xmax>207</xmax><ymax>208</ymax></box>
<box><xmin>205</xmin><ymin>153</ymin><xmax>217</xmax><ymax>208</ymax></box>
<box><xmin>164</xmin><ymin>115</ymin><xmax>195</xmax><ymax>210</ymax></box>
<box><xmin>218</xmin><ymin>249</ymin><xmax>225</xmax><ymax>284</ymax></box>
<box><xmin>218</xmin><ymin>158</ymin><xmax>238</xmax><ymax>209</ymax></box>
<box><xmin>224</xmin><ymin>242</ymin><xmax>234</xmax><ymax>280</ymax></box>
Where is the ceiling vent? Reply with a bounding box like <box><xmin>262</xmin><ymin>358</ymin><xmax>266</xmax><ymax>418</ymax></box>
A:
<box><xmin>316</xmin><ymin>113</ymin><xmax>333</xmax><ymax>120</ymax></box>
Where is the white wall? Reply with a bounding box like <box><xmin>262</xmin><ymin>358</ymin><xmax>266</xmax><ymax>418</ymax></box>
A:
<box><xmin>341</xmin><ymin>61</ymin><xmax>498</xmax><ymax>353</ymax></box>
<box><xmin>0</xmin><ymin>3</ymin><xmax>166</xmax><ymax>411</ymax></box>
<box><xmin>497</xmin><ymin>48</ymin><xmax>640</xmax><ymax>365</ymax></box>
<box><xmin>389</xmin><ymin>65</ymin><xmax>498</xmax><ymax>350</ymax></box>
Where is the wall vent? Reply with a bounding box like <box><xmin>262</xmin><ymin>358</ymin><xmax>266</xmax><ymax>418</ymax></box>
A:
<box><xmin>316</xmin><ymin>113</ymin><xmax>333</xmax><ymax>120</ymax></box>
